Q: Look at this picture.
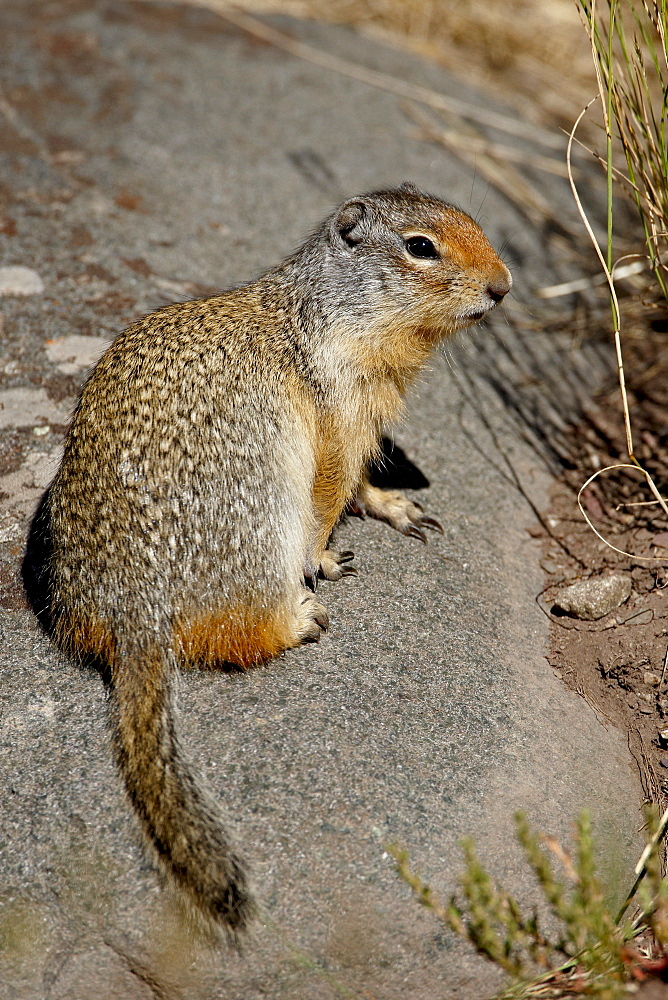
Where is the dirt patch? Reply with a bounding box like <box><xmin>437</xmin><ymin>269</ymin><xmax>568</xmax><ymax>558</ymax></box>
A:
<box><xmin>537</xmin><ymin>295</ymin><xmax>668</xmax><ymax>806</ymax></box>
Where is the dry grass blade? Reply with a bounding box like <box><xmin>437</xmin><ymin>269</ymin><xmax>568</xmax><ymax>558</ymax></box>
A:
<box><xmin>566</xmin><ymin>98</ymin><xmax>635</xmax><ymax>450</ymax></box>
<box><xmin>0</xmin><ymin>86</ymin><xmax>53</xmax><ymax>165</ymax></box>
<box><xmin>164</xmin><ymin>0</ymin><xmax>568</xmax><ymax>148</ymax></box>
<box><xmin>577</xmin><ymin>464</ymin><xmax>667</xmax><ymax>559</ymax></box>
<box><xmin>567</xmin><ymin>78</ymin><xmax>668</xmax><ymax>561</ymax></box>
<box><xmin>578</xmin><ymin>0</ymin><xmax>668</xmax><ymax>300</ymax></box>
<box><xmin>537</xmin><ymin>258</ymin><xmax>645</xmax><ymax>297</ymax></box>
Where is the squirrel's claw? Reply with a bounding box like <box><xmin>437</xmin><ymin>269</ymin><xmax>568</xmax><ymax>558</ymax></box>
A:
<box><xmin>419</xmin><ymin>515</ymin><xmax>444</xmax><ymax>535</ymax></box>
<box><xmin>346</xmin><ymin>499</ymin><xmax>366</xmax><ymax>519</ymax></box>
<box><xmin>318</xmin><ymin>549</ymin><xmax>357</xmax><ymax>581</ymax></box>
<box><xmin>402</xmin><ymin>523</ymin><xmax>427</xmax><ymax>544</ymax></box>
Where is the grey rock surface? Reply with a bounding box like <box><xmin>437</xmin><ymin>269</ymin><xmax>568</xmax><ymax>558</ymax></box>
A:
<box><xmin>554</xmin><ymin>573</ymin><xmax>633</xmax><ymax>620</ymax></box>
<box><xmin>0</xmin><ymin>2</ymin><xmax>642</xmax><ymax>999</ymax></box>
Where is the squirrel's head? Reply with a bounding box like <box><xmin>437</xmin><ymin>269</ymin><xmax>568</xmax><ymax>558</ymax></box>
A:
<box><xmin>325</xmin><ymin>182</ymin><xmax>511</xmax><ymax>341</ymax></box>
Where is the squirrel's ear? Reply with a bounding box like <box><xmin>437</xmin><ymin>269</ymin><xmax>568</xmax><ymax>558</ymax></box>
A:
<box><xmin>398</xmin><ymin>181</ymin><xmax>422</xmax><ymax>196</ymax></box>
<box><xmin>331</xmin><ymin>199</ymin><xmax>367</xmax><ymax>249</ymax></box>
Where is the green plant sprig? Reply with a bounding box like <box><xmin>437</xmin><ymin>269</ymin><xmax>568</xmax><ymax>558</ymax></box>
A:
<box><xmin>389</xmin><ymin>807</ymin><xmax>668</xmax><ymax>998</ymax></box>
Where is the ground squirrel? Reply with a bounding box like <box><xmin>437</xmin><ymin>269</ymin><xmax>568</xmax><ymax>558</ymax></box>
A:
<box><xmin>38</xmin><ymin>183</ymin><xmax>511</xmax><ymax>933</ymax></box>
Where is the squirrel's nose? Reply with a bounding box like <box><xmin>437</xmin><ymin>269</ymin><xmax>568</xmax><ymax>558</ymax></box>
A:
<box><xmin>487</xmin><ymin>273</ymin><xmax>512</xmax><ymax>303</ymax></box>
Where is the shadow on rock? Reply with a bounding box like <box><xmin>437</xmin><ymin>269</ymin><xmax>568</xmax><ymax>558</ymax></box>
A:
<box><xmin>21</xmin><ymin>487</ymin><xmax>55</xmax><ymax>637</ymax></box>
<box><xmin>367</xmin><ymin>437</ymin><xmax>430</xmax><ymax>490</ymax></box>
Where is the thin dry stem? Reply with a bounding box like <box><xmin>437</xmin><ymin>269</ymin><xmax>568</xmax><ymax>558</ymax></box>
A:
<box><xmin>577</xmin><ymin>464</ymin><xmax>668</xmax><ymax>559</ymax></box>
<box><xmin>567</xmin><ymin>84</ymin><xmax>668</xmax><ymax>561</ymax></box>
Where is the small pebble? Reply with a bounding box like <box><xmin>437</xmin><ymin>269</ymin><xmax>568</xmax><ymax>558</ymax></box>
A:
<box><xmin>660</xmin><ymin>756</ymin><xmax>668</xmax><ymax>768</ymax></box>
<box><xmin>0</xmin><ymin>266</ymin><xmax>44</xmax><ymax>296</ymax></box>
<box><xmin>553</xmin><ymin>574</ymin><xmax>632</xmax><ymax>621</ymax></box>
<box><xmin>643</xmin><ymin>671</ymin><xmax>661</xmax><ymax>687</ymax></box>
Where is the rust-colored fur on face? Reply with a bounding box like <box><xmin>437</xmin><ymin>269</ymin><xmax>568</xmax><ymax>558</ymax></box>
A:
<box><xmin>42</xmin><ymin>183</ymin><xmax>511</xmax><ymax>933</ymax></box>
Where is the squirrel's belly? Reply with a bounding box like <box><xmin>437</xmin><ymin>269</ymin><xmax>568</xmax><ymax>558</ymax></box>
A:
<box><xmin>174</xmin><ymin>604</ymin><xmax>297</xmax><ymax>669</ymax></box>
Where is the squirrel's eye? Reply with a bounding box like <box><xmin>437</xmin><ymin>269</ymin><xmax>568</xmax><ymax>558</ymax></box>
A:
<box><xmin>405</xmin><ymin>236</ymin><xmax>439</xmax><ymax>259</ymax></box>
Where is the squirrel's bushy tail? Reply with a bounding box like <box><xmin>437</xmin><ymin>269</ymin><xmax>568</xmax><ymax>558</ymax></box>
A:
<box><xmin>110</xmin><ymin>634</ymin><xmax>255</xmax><ymax>933</ymax></box>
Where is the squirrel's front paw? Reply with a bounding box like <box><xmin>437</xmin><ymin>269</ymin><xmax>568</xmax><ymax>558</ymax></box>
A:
<box><xmin>351</xmin><ymin>483</ymin><xmax>443</xmax><ymax>544</ymax></box>
<box><xmin>318</xmin><ymin>549</ymin><xmax>357</xmax><ymax>581</ymax></box>
<box><xmin>304</xmin><ymin>550</ymin><xmax>357</xmax><ymax>587</ymax></box>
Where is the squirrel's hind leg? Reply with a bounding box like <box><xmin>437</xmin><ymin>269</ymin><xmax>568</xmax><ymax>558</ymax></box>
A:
<box><xmin>350</xmin><ymin>478</ymin><xmax>444</xmax><ymax>544</ymax></box>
